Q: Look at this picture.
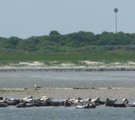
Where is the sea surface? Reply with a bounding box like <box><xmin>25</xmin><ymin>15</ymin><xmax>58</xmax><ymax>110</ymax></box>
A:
<box><xmin>0</xmin><ymin>106</ymin><xmax>135</xmax><ymax>120</ymax></box>
<box><xmin>0</xmin><ymin>71</ymin><xmax>135</xmax><ymax>120</ymax></box>
<box><xmin>0</xmin><ymin>71</ymin><xmax>135</xmax><ymax>88</ymax></box>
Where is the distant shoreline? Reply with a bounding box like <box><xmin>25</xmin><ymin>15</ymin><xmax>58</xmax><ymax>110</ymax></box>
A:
<box><xmin>0</xmin><ymin>66</ymin><xmax>135</xmax><ymax>72</ymax></box>
<box><xmin>0</xmin><ymin>60</ymin><xmax>135</xmax><ymax>72</ymax></box>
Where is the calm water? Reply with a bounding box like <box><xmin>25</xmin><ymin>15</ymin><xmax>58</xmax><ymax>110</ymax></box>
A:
<box><xmin>0</xmin><ymin>71</ymin><xmax>135</xmax><ymax>88</ymax></box>
<box><xmin>0</xmin><ymin>106</ymin><xmax>135</xmax><ymax>120</ymax></box>
<box><xmin>0</xmin><ymin>71</ymin><xmax>135</xmax><ymax>120</ymax></box>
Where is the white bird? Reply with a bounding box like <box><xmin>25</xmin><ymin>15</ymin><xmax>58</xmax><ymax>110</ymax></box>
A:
<box><xmin>34</xmin><ymin>84</ymin><xmax>41</xmax><ymax>88</ymax></box>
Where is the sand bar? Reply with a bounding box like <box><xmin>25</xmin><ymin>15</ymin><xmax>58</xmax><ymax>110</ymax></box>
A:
<box><xmin>0</xmin><ymin>87</ymin><xmax>135</xmax><ymax>101</ymax></box>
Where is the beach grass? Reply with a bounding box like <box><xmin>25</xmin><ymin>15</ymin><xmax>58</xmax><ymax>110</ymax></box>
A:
<box><xmin>0</xmin><ymin>51</ymin><xmax>135</xmax><ymax>65</ymax></box>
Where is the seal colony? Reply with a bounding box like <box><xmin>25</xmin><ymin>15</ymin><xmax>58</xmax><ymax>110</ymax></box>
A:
<box><xmin>0</xmin><ymin>87</ymin><xmax>135</xmax><ymax>109</ymax></box>
<box><xmin>0</xmin><ymin>96</ymin><xmax>133</xmax><ymax>109</ymax></box>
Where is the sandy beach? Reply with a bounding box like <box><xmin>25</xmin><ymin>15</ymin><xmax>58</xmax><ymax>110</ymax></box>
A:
<box><xmin>1</xmin><ymin>87</ymin><xmax>135</xmax><ymax>101</ymax></box>
<box><xmin>1</xmin><ymin>60</ymin><xmax>135</xmax><ymax>72</ymax></box>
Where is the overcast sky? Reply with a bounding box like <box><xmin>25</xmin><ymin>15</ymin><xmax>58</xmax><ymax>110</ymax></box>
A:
<box><xmin>0</xmin><ymin>0</ymin><xmax>134</xmax><ymax>38</ymax></box>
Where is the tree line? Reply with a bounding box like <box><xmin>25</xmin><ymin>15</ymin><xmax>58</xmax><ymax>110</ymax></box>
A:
<box><xmin>0</xmin><ymin>31</ymin><xmax>135</xmax><ymax>54</ymax></box>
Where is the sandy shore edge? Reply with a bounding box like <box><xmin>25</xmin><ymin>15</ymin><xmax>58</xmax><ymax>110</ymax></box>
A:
<box><xmin>0</xmin><ymin>87</ymin><xmax>135</xmax><ymax>100</ymax></box>
<box><xmin>0</xmin><ymin>66</ymin><xmax>135</xmax><ymax>72</ymax></box>
<box><xmin>1</xmin><ymin>61</ymin><xmax>135</xmax><ymax>72</ymax></box>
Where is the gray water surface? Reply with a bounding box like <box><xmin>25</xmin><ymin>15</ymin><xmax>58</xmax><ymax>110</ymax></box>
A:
<box><xmin>0</xmin><ymin>71</ymin><xmax>135</xmax><ymax>88</ymax></box>
<box><xmin>0</xmin><ymin>107</ymin><xmax>135</xmax><ymax>120</ymax></box>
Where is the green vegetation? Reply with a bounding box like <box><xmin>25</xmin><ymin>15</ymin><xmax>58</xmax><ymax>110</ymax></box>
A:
<box><xmin>0</xmin><ymin>31</ymin><xmax>135</xmax><ymax>64</ymax></box>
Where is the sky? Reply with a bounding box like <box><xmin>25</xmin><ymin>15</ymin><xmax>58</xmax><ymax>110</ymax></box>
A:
<box><xmin>0</xmin><ymin>0</ymin><xmax>134</xmax><ymax>38</ymax></box>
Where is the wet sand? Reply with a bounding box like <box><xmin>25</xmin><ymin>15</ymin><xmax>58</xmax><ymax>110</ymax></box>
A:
<box><xmin>1</xmin><ymin>87</ymin><xmax>135</xmax><ymax>100</ymax></box>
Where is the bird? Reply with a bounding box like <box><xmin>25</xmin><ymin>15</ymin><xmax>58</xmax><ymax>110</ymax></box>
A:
<box><xmin>34</xmin><ymin>84</ymin><xmax>41</xmax><ymax>88</ymax></box>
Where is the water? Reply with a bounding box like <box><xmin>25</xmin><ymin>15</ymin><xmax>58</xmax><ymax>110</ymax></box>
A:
<box><xmin>0</xmin><ymin>106</ymin><xmax>135</xmax><ymax>120</ymax></box>
<box><xmin>0</xmin><ymin>71</ymin><xmax>135</xmax><ymax>119</ymax></box>
<box><xmin>0</xmin><ymin>71</ymin><xmax>135</xmax><ymax>88</ymax></box>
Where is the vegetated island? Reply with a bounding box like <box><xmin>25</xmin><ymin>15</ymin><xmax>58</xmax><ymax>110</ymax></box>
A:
<box><xmin>0</xmin><ymin>30</ymin><xmax>135</xmax><ymax>71</ymax></box>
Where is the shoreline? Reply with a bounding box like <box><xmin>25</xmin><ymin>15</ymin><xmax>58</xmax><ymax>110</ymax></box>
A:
<box><xmin>0</xmin><ymin>66</ymin><xmax>135</xmax><ymax>72</ymax></box>
<box><xmin>1</xmin><ymin>60</ymin><xmax>135</xmax><ymax>72</ymax></box>
<box><xmin>1</xmin><ymin>87</ymin><xmax>135</xmax><ymax>100</ymax></box>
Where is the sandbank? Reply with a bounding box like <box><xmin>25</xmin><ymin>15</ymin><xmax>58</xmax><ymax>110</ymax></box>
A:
<box><xmin>0</xmin><ymin>87</ymin><xmax>135</xmax><ymax>100</ymax></box>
